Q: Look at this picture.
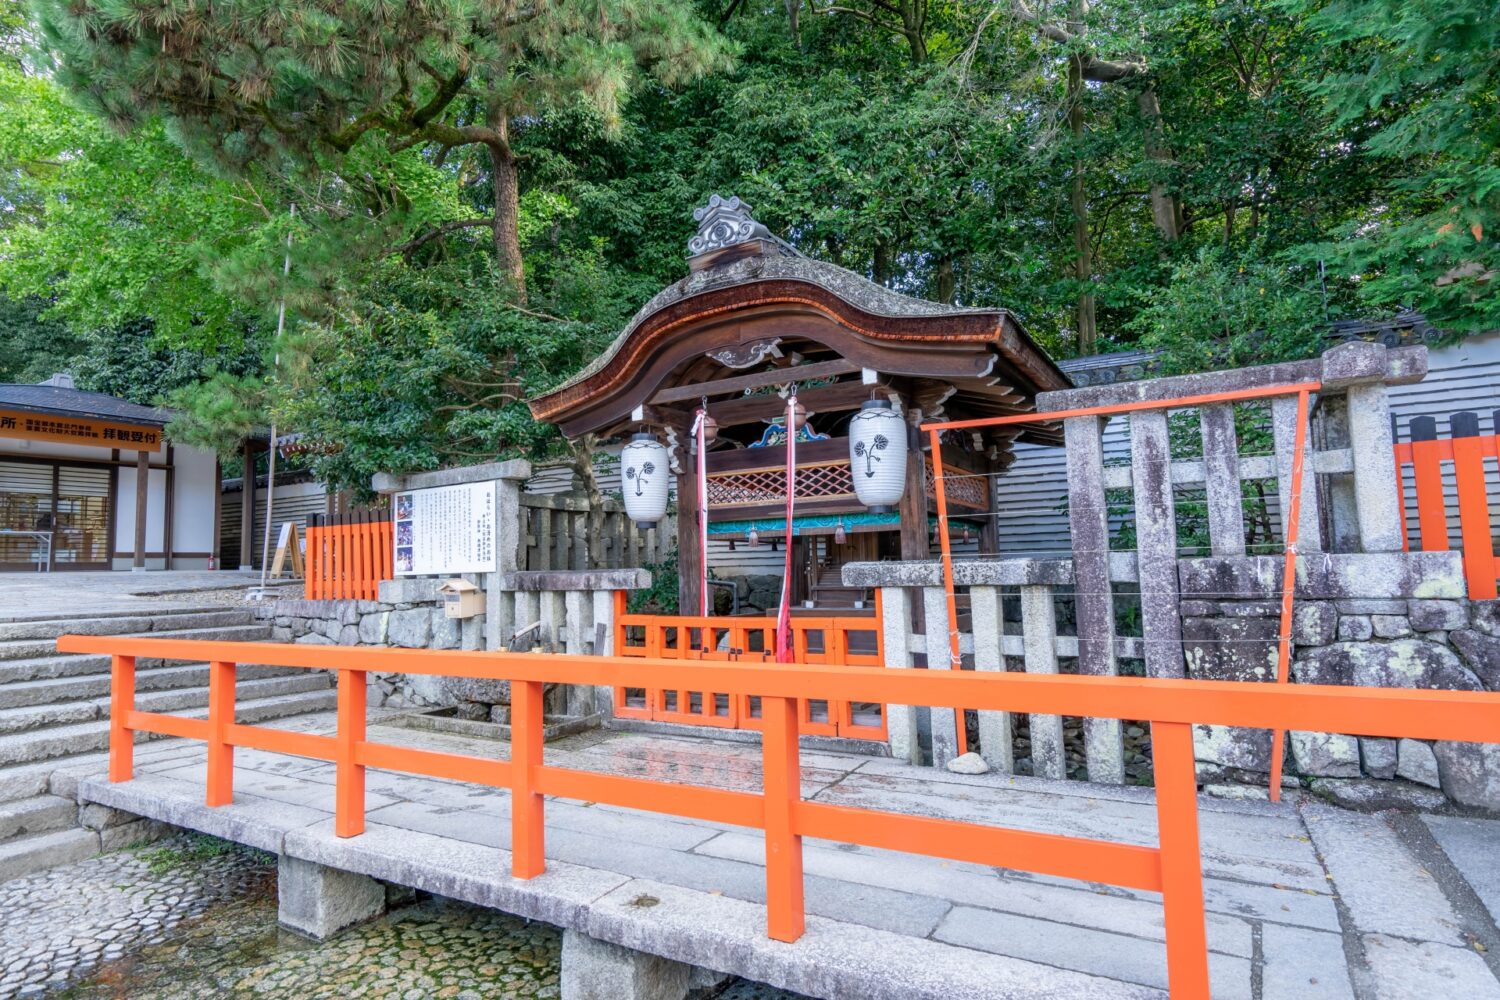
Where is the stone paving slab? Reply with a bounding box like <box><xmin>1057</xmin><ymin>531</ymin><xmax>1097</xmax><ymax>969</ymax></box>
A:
<box><xmin>64</xmin><ymin>721</ymin><xmax>1500</xmax><ymax>1000</ymax></box>
<box><xmin>1301</xmin><ymin>803</ymin><xmax>1465</xmax><ymax>944</ymax></box>
<box><xmin>1360</xmin><ymin>934</ymin><xmax>1500</xmax><ymax>1000</ymax></box>
<box><xmin>1259</xmin><ymin>923</ymin><xmax>1355</xmax><ymax>1000</ymax></box>
<box><xmin>1423</xmin><ymin>813</ymin><xmax>1500</xmax><ymax>926</ymax></box>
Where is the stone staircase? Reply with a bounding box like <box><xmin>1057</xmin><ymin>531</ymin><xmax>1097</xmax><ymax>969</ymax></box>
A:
<box><xmin>0</xmin><ymin>606</ymin><xmax>336</xmax><ymax>880</ymax></box>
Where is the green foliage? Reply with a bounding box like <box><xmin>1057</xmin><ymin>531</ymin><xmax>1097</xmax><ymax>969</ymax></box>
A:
<box><xmin>1295</xmin><ymin>0</ymin><xmax>1499</xmax><ymax>332</ymax></box>
<box><xmin>1125</xmin><ymin>247</ymin><xmax>1325</xmax><ymax>374</ymax></box>
<box><xmin>6</xmin><ymin>0</ymin><xmax>1498</xmax><ymax>494</ymax></box>
<box><xmin>628</xmin><ymin>550</ymin><xmax>680</xmax><ymax>614</ymax></box>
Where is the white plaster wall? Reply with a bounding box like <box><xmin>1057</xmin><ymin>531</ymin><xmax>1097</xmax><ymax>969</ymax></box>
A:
<box><xmin>171</xmin><ymin>444</ymin><xmax>217</xmax><ymax>554</ymax></box>
<box><xmin>113</xmin><ymin>465</ymin><xmax>167</xmax><ymax>554</ymax></box>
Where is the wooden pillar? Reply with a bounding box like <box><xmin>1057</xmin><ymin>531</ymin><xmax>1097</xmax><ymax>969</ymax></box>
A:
<box><xmin>898</xmin><ymin>416</ymin><xmax>928</xmax><ymax>561</ymax></box>
<box><xmin>677</xmin><ymin>429</ymin><xmax>703</xmax><ymax>616</ymax></box>
<box><xmin>239</xmin><ymin>439</ymin><xmax>256</xmax><ymax>570</ymax></box>
<box><xmin>133</xmin><ymin>449</ymin><xmax>149</xmax><ymax>571</ymax></box>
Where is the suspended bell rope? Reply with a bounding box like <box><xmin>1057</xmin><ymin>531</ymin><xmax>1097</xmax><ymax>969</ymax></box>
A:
<box><xmin>691</xmin><ymin>401</ymin><xmax>710</xmax><ymax>617</ymax></box>
<box><xmin>775</xmin><ymin>390</ymin><xmax>798</xmax><ymax>663</ymax></box>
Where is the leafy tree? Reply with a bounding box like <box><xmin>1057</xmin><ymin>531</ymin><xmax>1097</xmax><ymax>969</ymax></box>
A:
<box><xmin>32</xmin><ymin>0</ymin><xmax>734</xmax><ymax>302</ymax></box>
<box><xmin>1294</xmin><ymin>0</ymin><xmax>1498</xmax><ymax>332</ymax></box>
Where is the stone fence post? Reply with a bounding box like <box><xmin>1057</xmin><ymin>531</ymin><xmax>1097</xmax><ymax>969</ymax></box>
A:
<box><xmin>499</xmin><ymin>569</ymin><xmax>651</xmax><ymax>718</ymax></box>
<box><xmin>369</xmin><ymin>458</ymin><xmax>533</xmax><ymax>652</ymax></box>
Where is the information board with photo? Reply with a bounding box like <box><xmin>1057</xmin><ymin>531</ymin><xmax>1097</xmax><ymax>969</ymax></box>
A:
<box><xmin>392</xmin><ymin>482</ymin><xmax>497</xmax><ymax>576</ymax></box>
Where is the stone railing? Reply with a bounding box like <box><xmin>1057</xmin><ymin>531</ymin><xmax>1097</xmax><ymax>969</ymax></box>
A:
<box><xmin>843</xmin><ymin>552</ymin><xmax>1500</xmax><ymax>809</ymax></box>
<box><xmin>843</xmin><ymin>342</ymin><xmax>1500</xmax><ymax>810</ymax></box>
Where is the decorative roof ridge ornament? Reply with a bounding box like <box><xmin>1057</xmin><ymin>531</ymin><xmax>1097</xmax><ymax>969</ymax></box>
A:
<box><xmin>689</xmin><ymin>194</ymin><xmax>772</xmax><ymax>256</ymax></box>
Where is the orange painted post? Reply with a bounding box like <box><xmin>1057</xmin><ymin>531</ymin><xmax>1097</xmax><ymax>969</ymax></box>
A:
<box><xmin>1410</xmin><ymin>439</ymin><xmax>1449</xmax><ymax>550</ymax></box>
<box><xmin>206</xmin><ymin>660</ymin><xmax>236</xmax><ymax>807</ymax></box>
<box><xmin>1452</xmin><ymin>432</ymin><xmax>1498</xmax><ymax>600</ymax></box>
<box><xmin>1152</xmin><ymin>720</ymin><xmax>1211</xmax><ymax>1000</ymax></box>
<box><xmin>108</xmin><ymin>654</ymin><xmax>136</xmax><ymax>782</ymax></box>
<box><xmin>510</xmin><ymin>678</ymin><xmax>546</xmax><ymax>879</ymax></box>
<box><xmin>1267</xmin><ymin>389</ymin><xmax>1310</xmax><ymax>802</ymax></box>
<box><xmin>927</xmin><ymin>429</ymin><xmax>967</xmax><ymax>755</ymax></box>
<box><xmin>336</xmin><ymin>669</ymin><xmax>367</xmax><ymax>837</ymax></box>
<box><xmin>761</xmin><ymin>693</ymin><xmax>806</xmax><ymax>942</ymax></box>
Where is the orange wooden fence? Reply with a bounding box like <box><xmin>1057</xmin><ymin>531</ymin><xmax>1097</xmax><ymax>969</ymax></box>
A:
<box><xmin>614</xmin><ymin>598</ymin><xmax>886</xmax><ymax>740</ymax></box>
<box><xmin>304</xmin><ymin>513</ymin><xmax>394</xmax><ymax>601</ymax></box>
<box><xmin>55</xmin><ymin>629</ymin><xmax>1500</xmax><ymax>1000</ymax></box>
<box><xmin>1394</xmin><ymin>411</ymin><xmax>1500</xmax><ymax>600</ymax></box>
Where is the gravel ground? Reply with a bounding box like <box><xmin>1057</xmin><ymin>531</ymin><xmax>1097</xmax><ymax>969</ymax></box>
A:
<box><xmin>2</xmin><ymin>835</ymin><xmax>804</xmax><ymax>1000</ymax></box>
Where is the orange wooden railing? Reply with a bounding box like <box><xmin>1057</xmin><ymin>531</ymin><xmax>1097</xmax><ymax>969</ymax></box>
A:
<box><xmin>614</xmin><ymin>598</ymin><xmax>886</xmax><ymax>740</ymax></box>
<box><xmin>304</xmin><ymin>515</ymin><xmax>394</xmax><ymax>601</ymax></box>
<box><xmin>1394</xmin><ymin>414</ymin><xmax>1500</xmax><ymax>600</ymax></box>
<box><xmin>54</xmin><ymin>630</ymin><xmax>1500</xmax><ymax>1000</ymax></box>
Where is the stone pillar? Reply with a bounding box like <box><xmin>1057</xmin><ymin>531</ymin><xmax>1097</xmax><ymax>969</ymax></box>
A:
<box><xmin>878</xmin><ymin>586</ymin><xmax>920</xmax><ymax>765</ymax></box>
<box><xmin>489</xmin><ymin>466</ymin><xmax>526</xmax><ymax>650</ymax></box>
<box><xmin>560</xmin><ymin>929</ymin><xmax>693</xmax><ymax>1000</ymax></box>
<box><xmin>970</xmin><ymin>585</ymin><xmax>1013</xmax><ymax>773</ymax></box>
<box><xmin>1345</xmin><ymin>382</ymin><xmax>1403</xmax><ymax>552</ymax></box>
<box><xmin>921</xmin><ymin>585</ymin><xmax>960</xmax><ymax>768</ymax></box>
<box><xmin>1020</xmin><ymin>584</ymin><xmax>1066</xmax><ymax>780</ymax></box>
<box><xmin>277</xmin><ymin>856</ymin><xmax>385</xmax><ymax>940</ymax></box>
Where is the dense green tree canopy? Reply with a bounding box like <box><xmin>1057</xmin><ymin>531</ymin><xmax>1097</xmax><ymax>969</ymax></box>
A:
<box><xmin>0</xmin><ymin>0</ymin><xmax>1493</xmax><ymax>493</ymax></box>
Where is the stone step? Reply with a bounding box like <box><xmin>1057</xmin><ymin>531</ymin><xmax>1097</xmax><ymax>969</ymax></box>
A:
<box><xmin>0</xmin><ymin>687</ymin><xmax>338</xmax><ymax>767</ymax></box>
<box><xmin>0</xmin><ymin>672</ymin><xmax>333</xmax><ymax>736</ymax></box>
<box><xmin>0</xmin><ymin>623</ymin><xmax>271</xmax><ymax>662</ymax></box>
<box><xmin>0</xmin><ymin>608</ymin><xmax>257</xmax><ymax>642</ymax></box>
<box><xmin>0</xmin><ymin>662</ymin><xmax>304</xmax><ymax>711</ymax></box>
<box><xmin>0</xmin><ymin>826</ymin><xmax>100</xmax><ymax>882</ymax></box>
<box><xmin>0</xmin><ymin>793</ymin><xmax>76</xmax><ymax>842</ymax></box>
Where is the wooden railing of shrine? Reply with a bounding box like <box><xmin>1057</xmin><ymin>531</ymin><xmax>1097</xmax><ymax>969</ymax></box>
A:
<box><xmin>1394</xmin><ymin>410</ymin><xmax>1500</xmax><ymax>600</ymax></box>
<box><xmin>613</xmin><ymin>603</ymin><xmax>887</xmax><ymax>740</ymax></box>
<box><xmin>55</xmin><ymin>632</ymin><xmax>1500</xmax><ymax>1000</ymax></box>
<box><xmin>304</xmin><ymin>510</ymin><xmax>393</xmax><ymax>601</ymax></box>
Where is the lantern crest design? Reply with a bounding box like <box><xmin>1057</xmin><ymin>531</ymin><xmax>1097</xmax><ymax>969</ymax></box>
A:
<box><xmin>848</xmin><ymin>399</ymin><xmax>906</xmax><ymax>513</ymax></box>
<box><xmin>621</xmin><ymin>432</ymin><xmax>670</xmax><ymax>528</ymax></box>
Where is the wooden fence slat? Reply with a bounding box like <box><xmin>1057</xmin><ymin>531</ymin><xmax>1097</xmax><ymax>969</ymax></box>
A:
<box><xmin>1409</xmin><ymin>417</ymin><xmax>1449</xmax><ymax>551</ymax></box>
<box><xmin>1450</xmin><ymin>412</ymin><xmax>1498</xmax><ymax>600</ymax></box>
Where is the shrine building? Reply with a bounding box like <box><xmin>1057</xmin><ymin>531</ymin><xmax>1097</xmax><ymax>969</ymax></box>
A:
<box><xmin>0</xmin><ymin>374</ymin><xmax>220</xmax><ymax>571</ymax></box>
<box><xmin>529</xmin><ymin>195</ymin><xmax>1070</xmax><ymax>617</ymax></box>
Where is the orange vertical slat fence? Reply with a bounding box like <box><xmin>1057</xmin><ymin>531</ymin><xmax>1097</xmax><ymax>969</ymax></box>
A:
<box><xmin>303</xmin><ymin>514</ymin><xmax>395</xmax><ymax>601</ymax></box>
<box><xmin>1394</xmin><ymin>410</ymin><xmax>1500</xmax><ymax>600</ymax></box>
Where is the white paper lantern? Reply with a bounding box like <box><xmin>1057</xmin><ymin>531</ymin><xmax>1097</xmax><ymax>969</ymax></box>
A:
<box><xmin>848</xmin><ymin>400</ymin><xmax>907</xmax><ymax>513</ymax></box>
<box><xmin>621</xmin><ymin>433</ymin><xmax>670</xmax><ymax>528</ymax></box>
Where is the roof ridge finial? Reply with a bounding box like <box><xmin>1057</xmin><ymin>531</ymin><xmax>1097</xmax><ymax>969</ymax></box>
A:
<box><xmin>689</xmin><ymin>194</ymin><xmax>770</xmax><ymax>256</ymax></box>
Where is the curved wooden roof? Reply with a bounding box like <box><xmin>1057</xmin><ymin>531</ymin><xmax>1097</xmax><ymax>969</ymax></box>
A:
<box><xmin>529</xmin><ymin>200</ymin><xmax>1069</xmax><ymax>443</ymax></box>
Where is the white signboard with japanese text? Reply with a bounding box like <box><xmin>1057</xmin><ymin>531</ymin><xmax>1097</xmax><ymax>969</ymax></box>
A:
<box><xmin>392</xmin><ymin>482</ymin><xmax>497</xmax><ymax>576</ymax></box>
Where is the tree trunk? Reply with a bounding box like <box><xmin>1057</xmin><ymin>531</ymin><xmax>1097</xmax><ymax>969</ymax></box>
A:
<box><xmin>785</xmin><ymin>0</ymin><xmax>802</xmax><ymax>49</ymax></box>
<box><xmin>900</xmin><ymin>0</ymin><xmax>927</xmax><ymax>64</ymax></box>
<box><xmin>873</xmin><ymin>240</ymin><xmax>893</xmax><ymax>285</ymax></box>
<box><xmin>935</xmin><ymin>255</ymin><xmax>956</xmax><ymax>303</ymax></box>
<box><xmin>487</xmin><ymin>109</ymin><xmax>526</xmax><ymax>303</ymax></box>
<box><xmin>1068</xmin><ymin>56</ymin><xmax>1098</xmax><ymax>355</ymax></box>
<box><xmin>1136</xmin><ymin>87</ymin><xmax>1180</xmax><ymax>242</ymax></box>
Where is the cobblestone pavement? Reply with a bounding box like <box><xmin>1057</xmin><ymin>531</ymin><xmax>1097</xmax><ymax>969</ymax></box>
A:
<box><xmin>2</xmin><ymin>834</ymin><xmax>803</xmax><ymax>1000</ymax></box>
<box><xmin>0</xmin><ymin>835</ymin><xmax>267</xmax><ymax>998</ymax></box>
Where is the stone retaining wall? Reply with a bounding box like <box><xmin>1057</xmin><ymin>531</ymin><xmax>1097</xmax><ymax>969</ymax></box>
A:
<box><xmin>263</xmin><ymin>579</ymin><xmax>483</xmax><ymax>712</ymax></box>
<box><xmin>1179</xmin><ymin>554</ymin><xmax>1500</xmax><ymax>810</ymax></box>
